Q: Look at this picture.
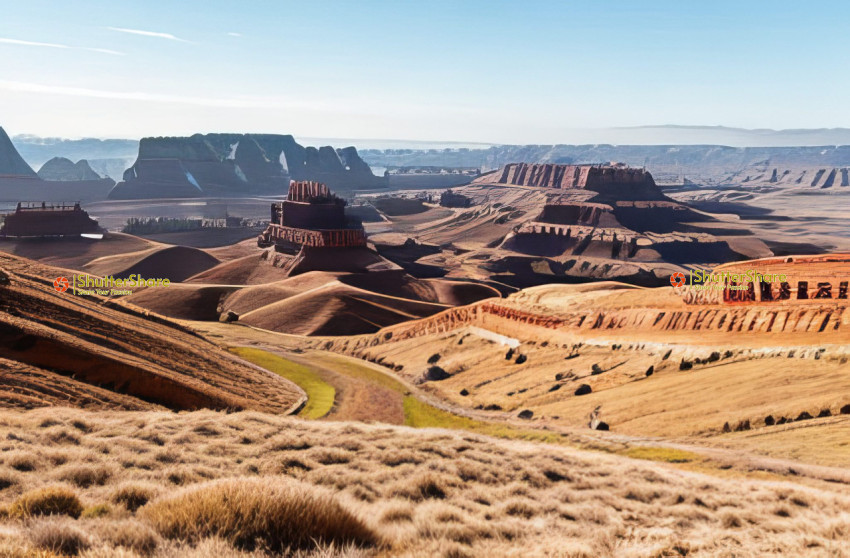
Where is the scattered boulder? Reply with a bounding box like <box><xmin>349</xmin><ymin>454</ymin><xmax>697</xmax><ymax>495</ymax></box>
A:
<box><xmin>645</xmin><ymin>366</ymin><xmax>654</xmax><ymax>377</ymax></box>
<box><xmin>517</xmin><ymin>409</ymin><xmax>533</xmax><ymax>420</ymax></box>
<box><xmin>707</xmin><ymin>351</ymin><xmax>721</xmax><ymax>363</ymax></box>
<box><xmin>548</xmin><ymin>384</ymin><xmax>561</xmax><ymax>392</ymax></box>
<box><xmin>764</xmin><ymin>415</ymin><xmax>775</xmax><ymax>426</ymax></box>
<box><xmin>459</xmin><ymin>389</ymin><xmax>469</xmax><ymax>397</ymax></box>
<box><xmin>591</xmin><ymin>364</ymin><xmax>604</xmax><ymax>375</ymax></box>
<box><xmin>591</xmin><ymin>421</ymin><xmax>609</xmax><ymax>431</ymax></box>
<box><xmin>722</xmin><ymin>422</ymin><xmax>732</xmax><ymax>433</ymax></box>
<box><xmin>505</xmin><ymin>348</ymin><xmax>514</xmax><ymax>360</ymax></box>
<box><xmin>574</xmin><ymin>384</ymin><xmax>592</xmax><ymax>396</ymax></box>
<box><xmin>776</xmin><ymin>417</ymin><xmax>788</xmax><ymax>425</ymax></box>
<box><xmin>840</xmin><ymin>404</ymin><xmax>850</xmax><ymax>415</ymax></box>
<box><xmin>734</xmin><ymin>420</ymin><xmax>751</xmax><ymax>432</ymax></box>
<box><xmin>555</xmin><ymin>373</ymin><xmax>564</xmax><ymax>381</ymax></box>
<box><xmin>795</xmin><ymin>411</ymin><xmax>813</xmax><ymax>422</ymax></box>
<box><xmin>219</xmin><ymin>310</ymin><xmax>239</xmax><ymax>323</ymax></box>
<box><xmin>817</xmin><ymin>408</ymin><xmax>831</xmax><ymax>418</ymax></box>
<box><xmin>423</xmin><ymin>366</ymin><xmax>450</xmax><ymax>382</ymax></box>
<box><xmin>679</xmin><ymin>360</ymin><xmax>693</xmax><ymax>371</ymax></box>
<box><xmin>662</xmin><ymin>349</ymin><xmax>672</xmax><ymax>360</ymax></box>
<box><xmin>515</xmin><ymin>354</ymin><xmax>527</xmax><ymax>365</ymax></box>
<box><xmin>427</xmin><ymin>354</ymin><xmax>441</xmax><ymax>364</ymax></box>
<box><xmin>484</xmin><ymin>404</ymin><xmax>502</xmax><ymax>411</ymax></box>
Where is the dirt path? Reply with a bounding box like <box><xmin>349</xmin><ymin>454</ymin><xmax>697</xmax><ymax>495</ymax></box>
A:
<box><xmin>282</xmin><ymin>351</ymin><xmax>404</xmax><ymax>424</ymax></box>
<box><xmin>189</xmin><ymin>320</ymin><xmax>850</xmax><ymax>488</ymax></box>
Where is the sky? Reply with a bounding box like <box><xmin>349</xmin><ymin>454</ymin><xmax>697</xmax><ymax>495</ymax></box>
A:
<box><xmin>1</xmin><ymin>0</ymin><xmax>848</xmax><ymax>143</ymax></box>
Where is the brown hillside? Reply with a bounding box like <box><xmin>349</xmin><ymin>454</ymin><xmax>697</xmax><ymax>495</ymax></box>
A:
<box><xmin>0</xmin><ymin>253</ymin><xmax>302</xmax><ymax>413</ymax></box>
<box><xmin>238</xmin><ymin>281</ymin><xmax>450</xmax><ymax>336</ymax></box>
<box><xmin>84</xmin><ymin>245</ymin><xmax>220</xmax><ymax>282</ymax></box>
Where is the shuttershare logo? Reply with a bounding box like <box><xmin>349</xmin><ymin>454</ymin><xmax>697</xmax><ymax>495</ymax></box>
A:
<box><xmin>669</xmin><ymin>272</ymin><xmax>686</xmax><ymax>287</ymax></box>
<box><xmin>53</xmin><ymin>276</ymin><xmax>70</xmax><ymax>293</ymax></box>
<box><xmin>52</xmin><ymin>274</ymin><xmax>171</xmax><ymax>296</ymax></box>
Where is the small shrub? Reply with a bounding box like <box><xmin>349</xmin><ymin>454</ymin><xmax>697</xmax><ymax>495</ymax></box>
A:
<box><xmin>60</xmin><ymin>465</ymin><xmax>111</xmax><ymax>488</ymax></box>
<box><xmin>70</xmin><ymin>420</ymin><xmax>91</xmax><ymax>433</ymax></box>
<box><xmin>721</xmin><ymin>512</ymin><xmax>742</xmax><ymax>529</ymax></box>
<box><xmin>140</xmin><ymin>477</ymin><xmax>378</xmax><ymax>551</ymax></box>
<box><xmin>0</xmin><ymin>471</ymin><xmax>18</xmax><ymax>490</ymax></box>
<box><xmin>111</xmin><ymin>483</ymin><xmax>159</xmax><ymax>512</ymax></box>
<box><xmin>101</xmin><ymin>520</ymin><xmax>161</xmax><ymax>556</ymax></box>
<box><xmin>501</xmin><ymin>498</ymin><xmax>536</xmax><ymax>519</ymax></box>
<box><xmin>10</xmin><ymin>486</ymin><xmax>83</xmax><ymax>519</ymax></box>
<box><xmin>392</xmin><ymin>472</ymin><xmax>452</xmax><ymax>501</ymax></box>
<box><xmin>380</xmin><ymin>504</ymin><xmax>414</xmax><ymax>523</ymax></box>
<box><xmin>28</xmin><ymin>518</ymin><xmax>91</xmax><ymax>556</ymax></box>
<box><xmin>42</xmin><ymin>428</ymin><xmax>80</xmax><ymax>445</ymax></box>
<box><xmin>6</xmin><ymin>451</ymin><xmax>39</xmax><ymax>472</ymax></box>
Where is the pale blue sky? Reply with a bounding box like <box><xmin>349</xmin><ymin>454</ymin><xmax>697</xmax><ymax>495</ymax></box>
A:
<box><xmin>0</xmin><ymin>0</ymin><xmax>846</xmax><ymax>142</ymax></box>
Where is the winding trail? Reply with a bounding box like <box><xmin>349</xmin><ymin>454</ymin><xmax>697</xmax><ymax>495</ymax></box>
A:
<box><xmin>195</xmin><ymin>320</ymin><xmax>850</xmax><ymax>489</ymax></box>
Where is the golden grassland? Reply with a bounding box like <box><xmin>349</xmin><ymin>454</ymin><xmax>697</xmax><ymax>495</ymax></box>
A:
<box><xmin>2</xmin><ymin>409</ymin><xmax>850</xmax><ymax>557</ymax></box>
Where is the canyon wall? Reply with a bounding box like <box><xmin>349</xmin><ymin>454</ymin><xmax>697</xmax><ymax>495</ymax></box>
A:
<box><xmin>110</xmin><ymin>134</ymin><xmax>387</xmax><ymax>199</ymax></box>
<box><xmin>475</xmin><ymin>163</ymin><xmax>663</xmax><ymax>200</ymax></box>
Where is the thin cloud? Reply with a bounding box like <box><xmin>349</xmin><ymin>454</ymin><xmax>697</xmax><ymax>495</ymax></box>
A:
<box><xmin>83</xmin><ymin>47</ymin><xmax>125</xmax><ymax>56</ymax></box>
<box><xmin>0</xmin><ymin>37</ymin><xmax>69</xmax><ymax>49</ymax></box>
<box><xmin>227</xmin><ymin>32</ymin><xmax>242</xmax><ymax>37</ymax></box>
<box><xmin>107</xmin><ymin>27</ymin><xmax>190</xmax><ymax>43</ymax></box>
<box><xmin>0</xmin><ymin>80</ymin><xmax>330</xmax><ymax>111</ymax></box>
<box><xmin>0</xmin><ymin>37</ymin><xmax>124</xmax><ymax>55</ymax></box>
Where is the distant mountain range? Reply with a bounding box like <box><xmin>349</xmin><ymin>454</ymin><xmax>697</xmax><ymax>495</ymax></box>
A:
<box><xmin>9</xmin><ymin>126</ymin><xmax>850</xmax><ymax>187</ymax></box>
<box><xmin>602</xmin><ymin>126</ymin><xmax>850</xmax><ymax>148</ymax></box>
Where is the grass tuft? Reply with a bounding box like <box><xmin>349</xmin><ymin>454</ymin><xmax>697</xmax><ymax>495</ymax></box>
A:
<box><xmin>140</xmin><ymin>476</ymin><xmax>379</xmax><ymax>552</ymax></box>
<box><xmin>10</xmin><ymin>486</ymin><xmax>83</xmax><ymax>519</ymax></box>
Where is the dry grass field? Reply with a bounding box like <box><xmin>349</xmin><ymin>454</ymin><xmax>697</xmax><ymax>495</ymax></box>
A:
<box><xmin>1</xmin><ymin>408</ymin><xmax>849</xmax><ymax>557</ymax></box>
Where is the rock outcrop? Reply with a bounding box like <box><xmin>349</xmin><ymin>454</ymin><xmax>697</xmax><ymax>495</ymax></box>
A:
<box><xmin>37</xmin><ymin>157</ymin><xmax>104</xmax><ymax>181</ymax></box>
<box><xmin>473</xmin><ymin>163</ymin><xmax>662</xmax><ymax>200</ymax></box>
<box><xmin>0</xmin><ymin>127</ymin><xmax>38</xmax><ymax>178</ymax></box>
<box><xmin>109</xmin><ymin>133</ymin><xmax>387</xmax><ymax>199</ymax></box>
<box><xmin>0</xmin><ymin>127</ymin><xmax>115</xmax><ymax>202</ymax></box>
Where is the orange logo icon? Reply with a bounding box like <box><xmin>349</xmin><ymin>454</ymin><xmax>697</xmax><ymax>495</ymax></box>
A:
<box><xmin>54</xmin><ymin>277</ymin><xmax>70</xmax><ymax>293</ymax></box>
<box><xmin>669</xmin><ymin>272</ymin><xmax>686</xmax><ymax>288</ymax></box>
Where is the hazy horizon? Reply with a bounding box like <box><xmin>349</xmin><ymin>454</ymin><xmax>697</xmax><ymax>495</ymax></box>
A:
<box><xmin>11</xmin><ymin>125</ymin><xmax>850</xmax><ymax>151</ymax></box>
